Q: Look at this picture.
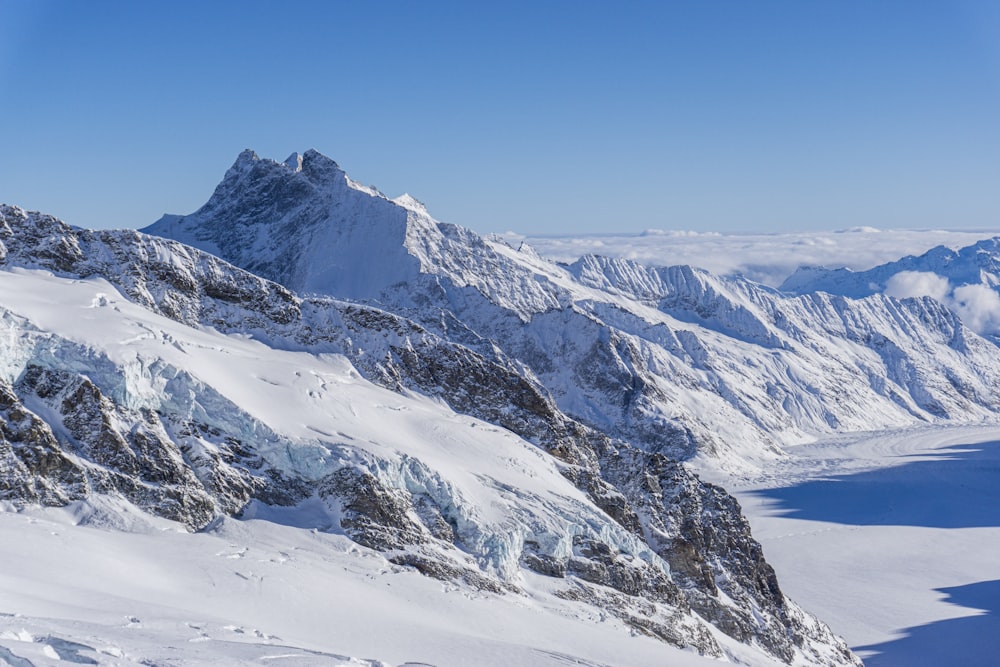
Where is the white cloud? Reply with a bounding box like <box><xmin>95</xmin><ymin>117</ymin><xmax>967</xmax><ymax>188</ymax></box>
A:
<box><xmin>884</xmin><ymin>271</ymin><xmax>952</xmax><ymax>302</ymax></box>
<box><xmin>878</xmin><ymin>272</ymin><xmax>1000</xmax><ymax>335</ymax></box>
<box><xmin>950</xmin><ymin>284</ymin><xmax>1000</xmax><ymax>334</ymax></box>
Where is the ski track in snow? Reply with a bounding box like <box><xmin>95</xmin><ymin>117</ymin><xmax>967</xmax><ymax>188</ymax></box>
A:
<box><xmin>711</xmin><ymin>424</ymin><xmax>1000</xmax><ymax>667</ymax></box>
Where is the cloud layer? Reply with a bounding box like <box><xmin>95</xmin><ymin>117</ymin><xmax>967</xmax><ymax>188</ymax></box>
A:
<box><xmin>884</xmin><ymin>271</ymin><xmax>951</xmax><ymax>302</ymax></box>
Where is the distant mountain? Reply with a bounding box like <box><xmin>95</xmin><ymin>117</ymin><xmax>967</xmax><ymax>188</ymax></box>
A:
<box><xmin>0</xmin><ymin>203</ymin><xmax>859</xmax><ymax>665</ymax></box>
<box><xmin>145</xmin><ymin>150</ymin><xmax>1000</xmax><ymax>470</ymax></box>
<box><xmin>781</xmin><ymin>238</ymin><xmax>1000</xmax><ymax>340</ymax></box>
<box><xmin>509</xmin><ymin>227</ymin><xmax>996</xmax><ymax>289</ymax></box>
<box><xmin>781</xmin><ymin>238</ymin><xmax>1000</xmax><ymax>298</ymax></box>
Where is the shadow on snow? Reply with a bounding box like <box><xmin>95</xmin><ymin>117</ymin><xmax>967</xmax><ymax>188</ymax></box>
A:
<box><xmin>746</xmin><ymin>440</ymin><xmax>1000</xmax><ymax>528</ymax></box>
<box><xmin>856</xmin><ymin>579</ymin><xmax>1000</xmax><ymax>667</ymax></box>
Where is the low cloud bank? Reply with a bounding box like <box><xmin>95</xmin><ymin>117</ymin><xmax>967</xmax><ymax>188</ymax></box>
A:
<box><xmin>509</xmin><ymin>229</ymin><xmax>993</xmax><ymax>288</ymax></box>
<box><xmin>501</xmin><ymin>229</ymin><xmax>1000</xmax><ymax>335</ymax></box>
<box><xmin>952</xmin><ymin>284</ymin><xmax>1000</xmax><ymax>334</ymax></box>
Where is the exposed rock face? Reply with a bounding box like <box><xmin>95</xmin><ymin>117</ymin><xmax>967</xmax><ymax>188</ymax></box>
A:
<box><xmin>613</xmin><ymin>450</ymin><xmax>793</xmax><ymax>654</ymax></box>
<box><xmin>18</xmin><ymin>365</ymin><xmax>217</xmax><ymax>526</ymax></box>
<box><xmin>323</xmin><ymin>467</ymin><xmax>427</xmax><ymax>551</ymax></box>
<box><xmin>0</xmin><ymin>198</ymin><xmax>873</xmax><ymax>664</ymax></box>
<box><xmin>2</xmin><ymin>359</ymin><xmax>272</xmax><ymax>529</ymax></box>
<box><xmin>0</xmin><ymin>377</ymin><xmax>88</xmax><ymax>507</ymax></box>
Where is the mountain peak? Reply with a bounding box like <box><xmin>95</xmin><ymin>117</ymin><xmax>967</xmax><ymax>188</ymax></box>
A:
<box><xmin>234</xmin><ymin>148</ymin><xmax>259</xmax><ymax>167</ymax></box>
<box><xmin>283</xmin><ymin>152</ymin><xmax>304</xmax><ymax>172</ymax></box>
<box><xmin>224</xmin><ymin>149</ymin><xmax>345</xmax><ymax>185</ymax></box>
<box><xmin>140</xmin><ymin>149</ymin><xmax>422</xmax><ymax>299</ymax></box>
<box><xmin>300</xmin><ymin>148</ymin><xmax>342</xmax><ymax>180</ymax></box>
<box><xmin>392</xmin><ymin>193</ymin><xmax>428</xmax><ymax>214</ymax></box>
<box><xmin>220</xmin><ymin>149</ymin><xmax>263</xmax><ymax>183</ymax></box>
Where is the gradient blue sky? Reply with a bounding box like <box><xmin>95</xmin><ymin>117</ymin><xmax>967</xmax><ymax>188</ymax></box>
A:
<box><xmin>2</xmin><ymin>1</ymin><xmax>999</xmax><ymax>234</ymax></box>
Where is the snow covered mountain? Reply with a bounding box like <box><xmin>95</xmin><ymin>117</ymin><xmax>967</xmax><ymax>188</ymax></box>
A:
<box><xmin>2</xmin><ymin>148</ymin><xmax>998</xmax><ymax>665</ymax></box>
<box><xmin>504</xmin><ymin>227</ymin><xmax>997</xmax><ymax>289</ymax></box>
<box><xmin>781</xmin><ymin>238</ymin><xmax>1000</xmax><ymax>339</ymax></box>
<box><xmin>145</xmin><ymin>150</ymin><xmax>1000</xmax><ymax>471</ymax></box>
<box><xmin>0</xmin><ymin>204</ymin><xmax>859</xmax><ymax>665</ymax></box>
<box><xmin>781</xmin><ymin>237</ymin><xmax>1000</xmax><ymax>298</ymax></box>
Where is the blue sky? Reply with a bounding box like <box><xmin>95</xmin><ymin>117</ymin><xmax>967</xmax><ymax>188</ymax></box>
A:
<box><xmin>2</xmin><ymin>1</ymin><xmax>998</xmax><ymax>234</ymax></box>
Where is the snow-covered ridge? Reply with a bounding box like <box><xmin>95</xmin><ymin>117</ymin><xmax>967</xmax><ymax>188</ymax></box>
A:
<box><xmin>781</xmin><ymin>237</ymin><xmax>1000</xmax><ymax>339</ymax></box>
<box><xmin>781</xmin><ymin>238</ymin><xmax>1000</xmax><ymax>298</ymax></box>
<box><xmin>506</xmin><ymin>227</ymin><xmax>997</xmax><ymax>288</ymax></box>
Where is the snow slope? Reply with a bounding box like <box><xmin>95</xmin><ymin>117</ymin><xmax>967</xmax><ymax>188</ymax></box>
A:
<box><xmin>0</xmin><ymin>269</ymin><xmax>632</xmax><ymax>566</ymax></box>
<box><xmin>0</xmin><ymin>503</ymin><xmax>788</xmax><ymax>667</ymax></box>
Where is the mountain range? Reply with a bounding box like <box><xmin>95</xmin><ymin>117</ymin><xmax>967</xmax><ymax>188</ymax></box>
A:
<box><xmin>3</xmin><ymin>148</ymin><xmax>1000</xmax><ymax>665</ymax></box>
<box><xmin>146</xmin><ymin>150</ymin><xmax>1000</xmax><ymax>467</ymax></box>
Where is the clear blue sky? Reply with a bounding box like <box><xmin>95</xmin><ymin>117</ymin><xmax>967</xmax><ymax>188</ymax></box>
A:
<box><xmin>2</xmin><ymin>1</ymin><xmax>999</xmax><ymax>234</ymax></box>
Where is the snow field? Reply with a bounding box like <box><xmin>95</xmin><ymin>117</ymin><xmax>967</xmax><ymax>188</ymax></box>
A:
<box><xmin>0</xmin><ymin>503</ymin><xmax>788</xmax><ymax>667</ymax></box>
<box><xmin>715</xmin><ymin>426</ymin><xmax>1000</xmax><ymax>667</ymax></box>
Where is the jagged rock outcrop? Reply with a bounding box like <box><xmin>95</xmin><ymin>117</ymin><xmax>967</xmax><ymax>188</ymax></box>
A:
<box><xmin>0</xmin><ymin>376</ymin><xmax>88</xmax><ymax>507</ymax></box>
